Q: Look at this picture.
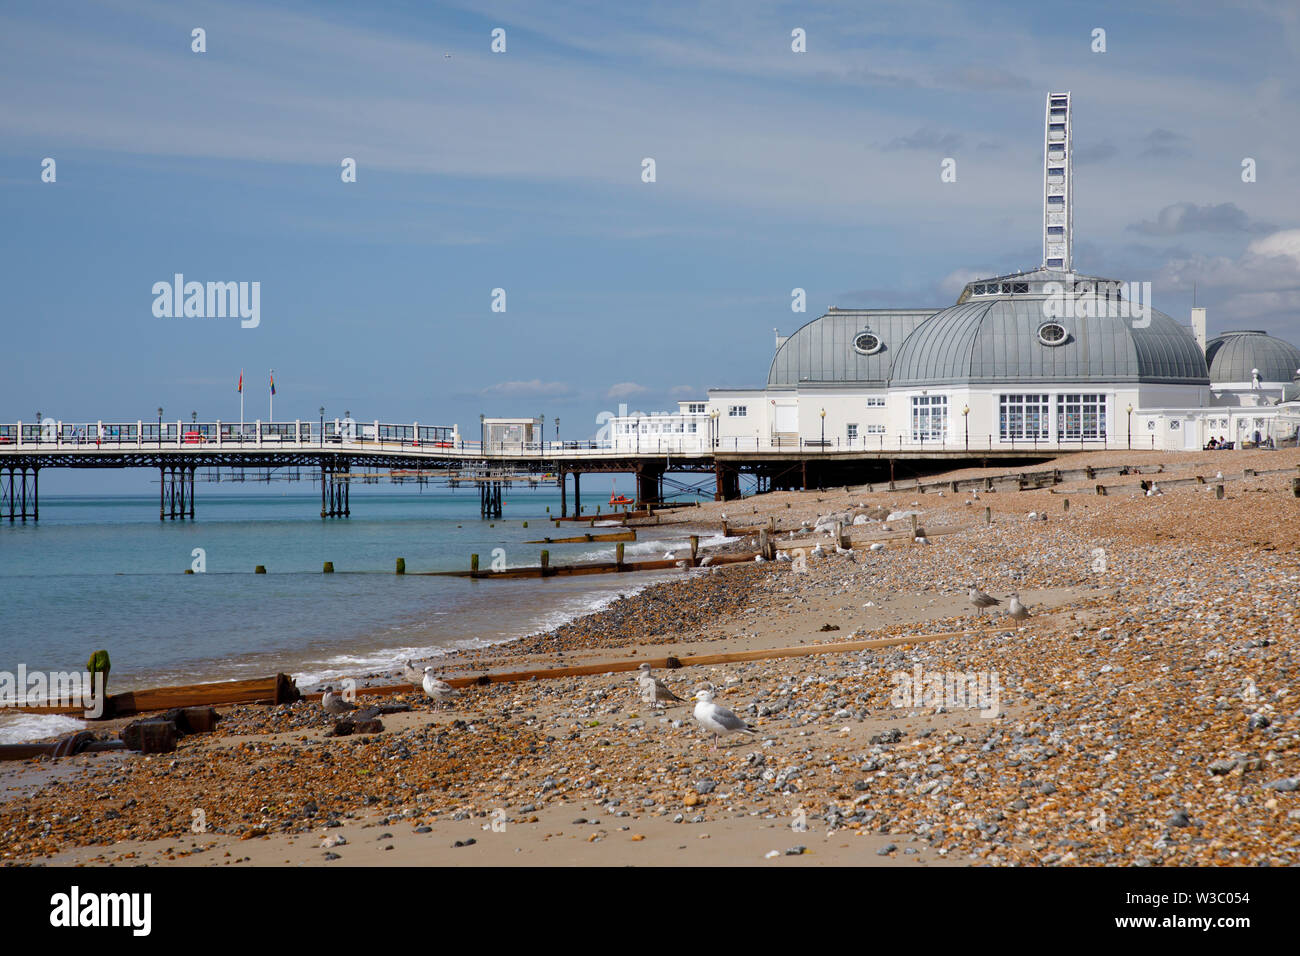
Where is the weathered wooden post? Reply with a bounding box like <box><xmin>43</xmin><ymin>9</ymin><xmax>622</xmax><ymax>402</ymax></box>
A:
<box><xmin>760</xmin><ymin>528</ymin><xmax>771</xmax><ymax>560</ymax></box>
<box><xmin>721</xmin><ymin>518</ymin><xmax>729</xmax><ymax>536</ymax></box>
<box><xmin>255</xmin><ymin>565</ymin><xmax>266</xmax><ymax>574</ymax></box>
<box><xmin>909</xmin><ymin>514</ymin><xmax>918</xmax><ymax>535</ymax></box>
<box><xmin>1291</xmin><ymin>478</ymin><xmax>1300</xmax><ymax>498</ymax></box>
<box><xmin>323</xmin><ymin>561</ymin><xmax>334</xmax><ymax>573</ymax></box>
<box><xmin>1215</xmin><ymin>484</ymin><xmax>1225</xmax><ymax>500</ymax></box>
<box><xmin>1063</xmin><ymin>498</ymin><xmax>1070</xmax><ymax>512</ymax></box>
<box><xmin>395</xmin><ymin>557</ymin><xmax>405</xmax><ymax>575</ymax></box>
<box><xmin>983</xmin><ymin>507</ymin><xmax>991</xmax><ymax>526</ymax></box>
<box><xmin>689</xmin><ymin>534</ymin><xmax>699</xmax><ymax>566</ymax></box>
<box><xmin>615</xmin><ymin>542</ymin><xmax>625</xmax><ymax>567</ymax></box>
<box><xmin>1095</xmin><ymin>484</ymin><xmax>1106</xmax><ymax>496</ymax></box>
<box><xmin>471</xmin><ymin>553</ymin><xmax>480</xmax><ymax>575</ymax></box>
<box><xmin>540</xmin><ymin>549</ymin><xmax>550</xmax><ymax>575</ymax></box>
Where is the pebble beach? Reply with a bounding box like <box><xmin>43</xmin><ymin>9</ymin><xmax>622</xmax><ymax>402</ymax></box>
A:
<box><xmin>2</xmin><ymin>448</ymin><xmax>1298</xmax><ymax>867</ymax></box>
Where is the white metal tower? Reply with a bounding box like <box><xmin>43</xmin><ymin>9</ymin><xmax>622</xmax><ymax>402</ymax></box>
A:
<box><xmin>1042</xmin><ymin>91</ymin><xmax>1072</xmax><ymax>272</ymax></box>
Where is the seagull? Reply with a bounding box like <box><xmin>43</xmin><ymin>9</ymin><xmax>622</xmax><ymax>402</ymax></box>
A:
<box><xmin>693</xmin><ymin>690</ymin><xmax>756</xmax><ymax>748</ymax></box>
<box><xmin>321</xmin><ymin>686</ymin><xmax>356</xmax><ymax>716</ymax></box>
<box><xmin>422</xmin><ymin>666</ymin><xmax>457</xmax><ymax>703</ymax></box>
<box><xmin>1007</xmin><ymin>592</ymin><xmax>1030</xmax><ymax>621</ymax></box>
<box><xmin>637</xmin><ymin>664</ymin><xmax>685</xmax><ymax>707</ymax></box>
<box><xmin>968</xmin><ymin>585</ymin><xmax>1002</xmax><ymax>616</ymax></box>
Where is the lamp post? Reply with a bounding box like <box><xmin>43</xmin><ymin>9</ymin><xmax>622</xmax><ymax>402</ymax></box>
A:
<box><xmin>962</xmin><ymin>404</ymin><xmax>970</xmax><ymax>451</ymax></box>
<box><xmin>710</xmin><ymin>409</ymin><xmax>718</xmax><ymax>449</ymax></box>
<box><xmin>319</xmin><ymin>407</ymin><xmax>325</xmax><ymax>447</ymax></box>
<box><xmin>1126</xmin><ymin>403</ymin><xmax>1133</xmax><ymax>450</ymax></box>
<box><xmin>539</xmin><ymin>412</ymin><xmax>544</xmax><ymax>454</ymax></box>
<box><xmin>157</xmin><ymin>407</ymin><xmax>163</xmax><ymax>448</ymax></box>
<box><xmin>635</xmin><ymin>417</ymin><xmax>640</xmax><ymax>453</ymax></box>
<box><xmin>554</xmin><ymin>417</ymin><xmax>560</xmax><ymax>449</ymax></box>
<box><xmin>819</xmin><ymin>409</ymin><xmax>826</xmax><ymax>490</ymax></box>
<box><xmin>36</xmin><ymin>411</ymin><xmax>42</xmax><ymax>444</ymax></box>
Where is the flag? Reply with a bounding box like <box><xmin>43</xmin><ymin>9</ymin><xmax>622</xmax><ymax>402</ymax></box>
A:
<box><xmin>270</xmin><ymin>371</ymin><xmax>276</xmax><ymax>396</ymax></box>
<box><xmin>237</xmin><ymin>371</ymin><xmax>243</xmax><ymax>393</ymax></box>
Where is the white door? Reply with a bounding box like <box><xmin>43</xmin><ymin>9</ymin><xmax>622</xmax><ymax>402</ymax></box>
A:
<box><xmin>1183</xmin><ymin>418</ymin><xmax>1198</xmax><ymax>449</ymax></box>
<box><xmin>775</xmin><ymin>405</ymin><xmax>797</xmax><ymax>432</ymax></box>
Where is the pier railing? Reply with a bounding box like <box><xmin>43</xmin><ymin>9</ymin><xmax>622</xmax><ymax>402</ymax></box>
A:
<box><xmin>0</xmin><ymin>420</ymin><xmax>1163</xmax><ymax>456</ymax></box>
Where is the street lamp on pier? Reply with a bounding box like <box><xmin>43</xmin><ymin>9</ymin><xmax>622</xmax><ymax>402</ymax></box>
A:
<box><xmin>157</xmin><ymin>407</ymin><xmax>163</xmax><ymax>448</ymax></box>
<box><xmin>962</xmin><ymin>404</ymin><xmax>970</xmax><ymax>451</ymax></box>
<box><xmin>320</xmin><ymin>406</ymin><xmax>325</xmax><ymax>448</ymax></box>
<box><xmin>1126</xmin><ymin>403</ymin><xmax>1133</xmax><ymax>450</ymax></box>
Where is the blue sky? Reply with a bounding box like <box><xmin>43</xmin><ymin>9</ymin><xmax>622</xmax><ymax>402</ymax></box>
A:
<box><xmin>3</xmin><ymin>0</ymin><xmax>1299</xmax><ymax>489</ymax></box>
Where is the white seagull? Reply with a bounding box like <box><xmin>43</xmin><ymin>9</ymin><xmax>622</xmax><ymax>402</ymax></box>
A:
<box><xmin>321</xmin><ymin>686</ymin><xmax>356</xmax><ymax>716</ymax></box>
<box><xmin>422</xmin><ymin>666</ymin><xmax>457</xmax><ymax>703</ymax></box>
<box><xmin>1007</xmin><ymin>592</ymin><xmax>1030</xmax><ymax>621</ymax></box>
<box><xmin>693</xmin><ymin>689</ymin><xmax>756</xmax><ymax>748</ymax></box>
<box><xmin>968</xmin><ymin>585</ymin><xmax>1002</xmax><ymax>616</ymax></box>
<box><xmin>637</xmin><ymin>663</ymin><xmax>685</xmax><ymax>707</ymax></box>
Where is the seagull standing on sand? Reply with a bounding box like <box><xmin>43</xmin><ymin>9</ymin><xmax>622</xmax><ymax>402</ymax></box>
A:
<box><xmin>1007</xmin><ymin>592</ymin><xmax>1030</xmax><ymax>621</ymax></box>
<box><xmin>637</xmin><ymin>663</ymin><xmax>685</xmax><ymax>707</ymax></box>
<box><xmin>321</xmin><ymin>686</ymin><xmax>356</xmax><ymax>716</ymax></box>
<box><xmin>422</xmin><ymin>667</ymin><xmax>457</xmax><ymax>703</ymax></box>
<box><xmin>968</xmin><ymin>585</ymin><xmax>1002</xmax><ymax>616</ymax></box>
<box><xmin>693</xmin><ymin>690</ymin><xmax>756</xmax><ymax>748</ymax></box>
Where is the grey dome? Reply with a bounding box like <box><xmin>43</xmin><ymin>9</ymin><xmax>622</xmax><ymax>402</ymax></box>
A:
<box><xmin>767</xmin><ymin>309</ymin><xmax>938</xmax><ymax>386</ymax></box>
<box><xmin>1205</xmin><ymin>331</ymin><xmax>1300</xmax><ymax>384</ymax></box>
<box><xmin>889</xmin><ymin>295</ymin><xmax>1209</xmax><ymax>387</ymax></box>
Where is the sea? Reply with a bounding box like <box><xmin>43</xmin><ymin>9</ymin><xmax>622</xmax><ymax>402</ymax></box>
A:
<box><xmin>0</xmin><ymin>489</ymin><xmax>718</xmax><ymax>743</ymax></box>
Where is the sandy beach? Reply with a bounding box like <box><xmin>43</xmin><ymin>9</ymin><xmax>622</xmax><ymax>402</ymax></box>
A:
<box><xmin>3</xmin><ymin>447</ymin><xmax>1298</xmax><ymax>867</ymax></box>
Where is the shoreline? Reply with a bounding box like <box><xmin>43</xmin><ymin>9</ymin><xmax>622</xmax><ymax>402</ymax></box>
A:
<box><xmin>2</xmin><ymin>447</ymin><xmax>1298</xmax><ymax>867</ymax></box>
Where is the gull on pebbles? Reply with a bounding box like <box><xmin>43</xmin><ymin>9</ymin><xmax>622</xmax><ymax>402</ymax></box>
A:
<box><xmin>321</xmin><ymin>686</ymin><xmax>356</xmax><ymax>716</ymax></box>
<box><xmin>1007</xmin><ymin>592</ymin><xmax>1030</xmax><ymax>621</ymax></box>
<box><xmin>637</xmin><ymin>663</ymin><xmax>685</xmax><ymax>707</ymax></box>
<box><xmin>693</xmin><ymin>689</ymin><xmax>756</xmax><ymax>748</ymax></box>
<box><xmin>968</xmin><ymin>585</ymin><xmax>1002</xmax><ymax>616</ymax></box>
<box><xmin>422</xmin><ymin>666</ymin><xmax>458</xmax><ymax>703</ymax></box>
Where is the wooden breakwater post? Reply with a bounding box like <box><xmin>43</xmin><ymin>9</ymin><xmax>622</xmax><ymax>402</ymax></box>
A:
<box><xmin>1095</xmin><ymin>484</ymin><xmax>1107</xmax><ymax>496</ymax></box>
<box><xmin>909</xmin><ymin>514</ymin><xmax>918</xmax><ymax>536</ymax></box>
<box><xmin>1215</xmin><ymin>484</ymin><xmax>1225</xmax><ymax>500</ymax></box>
<box><xmin>983</xmin><ymin>507</ymin><xmax>991</xmax><ymax>526</ymax></box>
<box><xmin>721</xmin><ymin>518</ymin><xmax>729</xmax><ymax>536</ymax></box>
<box><xmin>1063</xmin><ymin>498</ymin><xmax>1070</xmax><ymax>512</ymax></box>
<box><xmin>540</xmin><ymin>549</ymin><xmax>550</xmax><ymax>576</ymax></box>
<box><xmin>471</xmin><ymin>553</ymin><xmax>480</xmax><ymax>575</ymax></box>
<box><xmin>689</xmin><ymin>534</ymin><xmax>699</xmax><ymax>566</ymax></box>
<box><xmin>255</xmin><ymin>565</ymin><xmax>266</xmax><ymax>574</ymax></box>
<box><xmin>1292</xmin><ymin>477</ymin><xmax>1300</xmax><ymax>498</ymax></box>
<box><xmin>396</xmin><ymin>557</ymin><xmax>405</xmax><ymax>575</ymax></box>
<box><xmin>323</xmin><ymin>561</ymin><xmax>334</xmax><ymax>574</ymax></box>
<box><xmin>759</xmin><ymin>529</ymin><xmax>774</xmax><ymax>561</ymax></box>
<box><xmin>616</xmin><ymin>542</ymin><xmax>625</xmax><ymax>568</ymax></box>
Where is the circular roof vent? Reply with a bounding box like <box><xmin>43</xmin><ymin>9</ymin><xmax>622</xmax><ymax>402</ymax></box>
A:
<box><xmin>853</xmin><ymin>331</ymin><xmax>883</xmax><ymax>355</ymax></box>
<box><xmin>1037</xmin><ymin>322</ymin><xmax>1068</xmax><ymax>347</ymax></box>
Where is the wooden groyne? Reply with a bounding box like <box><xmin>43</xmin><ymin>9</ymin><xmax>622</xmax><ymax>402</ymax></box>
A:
<box><xmin>12</xmin><ymin>673</ymin><xmax>299</xmax><ymax>719</ymax></box>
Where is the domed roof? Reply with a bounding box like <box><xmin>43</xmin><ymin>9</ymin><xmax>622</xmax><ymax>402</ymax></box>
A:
<box><xmin>1205</xmin><ymin>331</ymin><xmax>1300</xmax><ymax>384</ymax></box>
<box><xmin>767</xmin><ymin>309</ymin><xmax>939</xmax><ymax>386</ymax></box>
<box><xmin>889</xmin><ymin>294</ymin><xmax>1208</xmax><ymax>387</ymax></box>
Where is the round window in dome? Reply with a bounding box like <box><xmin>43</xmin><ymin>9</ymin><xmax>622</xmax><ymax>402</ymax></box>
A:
<box><xmin>1037</xmin><ymin>322</ymin><xmax>1068</xmax><ymax>346</ymax></box>
<box><xmin>853</xmin><ymin>331</ymin><xmax>883</xmax><ymax>355</ymax></box>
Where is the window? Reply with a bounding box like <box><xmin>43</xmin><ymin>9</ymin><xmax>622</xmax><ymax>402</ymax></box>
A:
<box><xmin>1012</xmin><ymin>282</ymin><xmax>1029</xmax><ymax>294</ymax></box>
<box><xmin>866</xmin><ymin>424</ymin><xmax>886</xmax><ymax>434</ymax></box>
<box><xmin>999</xmin><ymin>394</ymin><xmax>1050</xmax><ymax>440</ymax></box>
<box><xmin>1048</xmin><ymin>167</ymin><xmax>1064</xmax><ymax>176</ymax></box>
<box><xmin>846</xmin><ymin>424</ymin><xmax>858</xmax><ymax>441</ymax></box>
<box><xmin>1037</xmin><ymin>322</ymin><xmax>1067</xmax><ymax>346</ymax></box>
<box><xmin>853</xmin><ymin>331</ymin><xmax>883</xmax><ymax>355</ymax></box>
<box><xmin>1048</xmin><ymin>195</ymin><xmax>1064</xmax><ymax>206</ymax></box>
<box><xmin>688</xmin><ymin>423</ymin><xmax>697</xmax><ymax>433</ymax></box>
<box><xmin>1057</xmin><ymin>394</ymin><xmax>1107</xmax><ymax>439</ymax></box>
<box><xmin>971</xmin><ymin>284</ymin><xmax>986</xmax><ymax>295</ymax></box>
<box><xmin>911</xmin><ymin>395</ymin><xmax>948</xmax><ymax>442</ymax></box>
<box><xmin>728</xmin><ymin>405</ymin><xmax>747</xmax><ymax>417</ymax></box>
<box><xmin>1047</xmin><ymin>226</ymin><xmax>1064</xmax><ymax>236</ymax></box>
<box><xmin>866</xmin><ymin>396</ymin><xmax>885</xmax><ymax>407</ymax></box>
<box><xmin>687</xmin><ymin>403</ymin><xmax>706</xmax><ymax>414</ymax></box>
<box><xmin>1046</xmin><ymin>258</ymin><xmax>1063</xmax><ymax>268</ymax></box>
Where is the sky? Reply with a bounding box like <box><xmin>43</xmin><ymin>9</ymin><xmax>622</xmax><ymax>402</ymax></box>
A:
<box><xmin>3</xmin><ymin>0</ymin><xmax>1299</xmax><ymax>494</ymax></box>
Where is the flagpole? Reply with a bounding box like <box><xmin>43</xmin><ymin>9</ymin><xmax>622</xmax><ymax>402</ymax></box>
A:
<box><xmin>269</xmin><ymin>368</ymin><xmax>274</xmax><ymax>423</ymax></box>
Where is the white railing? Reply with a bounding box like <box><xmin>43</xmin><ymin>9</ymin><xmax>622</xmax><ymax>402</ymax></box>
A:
<box><xmin>0</xmin><ymin>421</ymin><xmax>1166</xmax><ymax>456</ymax></box>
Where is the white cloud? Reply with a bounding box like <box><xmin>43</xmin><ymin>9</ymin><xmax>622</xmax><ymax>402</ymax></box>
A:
<box><xmin>606</xmin><ymin>382</ymin><xmax>649</xmax><ymax>399</ymax></box>
<box><xmin>481</xmin><ymin>379</ymin><xmax>574</xmax><ymax>398</ymax></box>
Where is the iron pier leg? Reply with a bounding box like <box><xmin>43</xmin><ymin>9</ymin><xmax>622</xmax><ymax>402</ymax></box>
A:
<box><xmin>559</xmin><ymin>469</ymin><xmax>567</xmax><ymax>518</ymax></box>
<box><xmin>573</xmin><ymin>472</ymin><xmax>581</xmax><ymax>515</ymax></box>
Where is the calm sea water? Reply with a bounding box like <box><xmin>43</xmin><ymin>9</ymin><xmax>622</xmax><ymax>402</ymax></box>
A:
<box><xmin>0</xmin><ymin>490</ymin><xmax>709</xmax><ymax>741</ymax></box>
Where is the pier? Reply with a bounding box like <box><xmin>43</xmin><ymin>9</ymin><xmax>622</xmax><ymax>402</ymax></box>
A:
<box><xmin>0</xmin><ymin>416</ymin><xmax>1119</xmax><ymax>522</ymax></box>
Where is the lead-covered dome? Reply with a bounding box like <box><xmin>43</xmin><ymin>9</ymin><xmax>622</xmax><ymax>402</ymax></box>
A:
<box><xmin>889</xmin><ymin>294</ymin><xmax>1208</xmax><ymax>387</ymax></box>
<box><xmin>1205</xmin><ymin>331</ymin><xmax>1300</xmax><ymax>384</ymax></box>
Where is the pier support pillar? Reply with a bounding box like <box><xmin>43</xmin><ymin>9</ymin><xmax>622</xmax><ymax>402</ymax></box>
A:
<box><xmin>636</xmin><ymin>465</ymin><xmax>663</xmax><ymax>507</ymax></box>
<box><xmin>573</xmin><ymin>471</ymin><xmax>581</xmax><ymax>516</ymax></box>
<box><xmin>320</xmin><ymin>461</ymin><xmax>352</xmax><ymax>518</ymax></box>
<box><xmin>3</xmin><ymin>466</ymin><xmax>39</xmax><ymax>522</ymax></box>
<box><xmin>713</xmin><ymin>462</ymin><xmax>740</xmax><ymax>502</ymax></box>
<box><xmin>559</xmin><ymin>469</ymin><xmax>567</xmax><ymax>518</ymax></box>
